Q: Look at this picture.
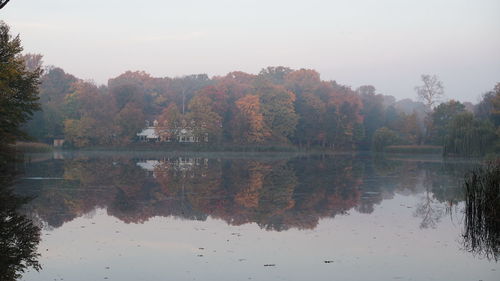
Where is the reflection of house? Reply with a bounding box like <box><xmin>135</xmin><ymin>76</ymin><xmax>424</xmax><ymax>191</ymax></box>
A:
<box><xmin>136</xmin><ymin>157</ymin><xmax>209</xmax><ymax>178</ymax></box>
<box><xmin>136</xmin><ymin>120</ymin><xmax>208</xmax><ymax>143</ymax></box>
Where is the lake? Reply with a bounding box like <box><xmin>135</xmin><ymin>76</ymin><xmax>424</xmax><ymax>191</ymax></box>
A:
<box><xmin>10</xmin><ymin>151</ymin><xmax>500</xmax><ymax>281</ymax></box>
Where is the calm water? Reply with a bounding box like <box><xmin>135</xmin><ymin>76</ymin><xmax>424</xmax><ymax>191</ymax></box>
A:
<box><xmin>11</xmin><ymin>152</ymin><xmax>500</xmax><ymax>281</ymax></box>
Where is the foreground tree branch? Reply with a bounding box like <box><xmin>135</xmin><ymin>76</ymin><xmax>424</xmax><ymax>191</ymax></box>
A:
<box><xmin>0</xmin><ymin>0</ymin><xmax>11</xmax><ymax>10</ymax></box>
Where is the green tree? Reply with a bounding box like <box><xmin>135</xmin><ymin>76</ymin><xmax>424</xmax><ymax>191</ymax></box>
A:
<box><xmin>0</xmin><ymin>179</ymin><xmax>41</xmax><ymax>281</ymax></box>
<box><xmin>429</xmin><ymin>100</ymin><xmax>465</xmax><ymax>144</ymax></box>
<box><xmin>476</xmin><ymin>83</ymin><xmax>500</xmax><ymax>127</ymax></box>
<box><xmin>0</xmin><ymin>21</ymin><xmax>41</xmax><ymax>145</ymax></box>
<box><xmin>23</xmin><ymin>67</ymin><xmax>78</xmax><ymax>141</ymax></box>
<box><xmin>443</xmin><ymin>112</ymin><xmax>497</xmax><ymax>157</ymax></box>
<box><xmin>357</xmin><ymin>85</ymin><xmax>386</xmax><ymax>149</ymax></box>
<box><xmin>295</xmin><ymin>92</ymin><xmax>326</xmax><ymax>147</ymax></box>
<box><xmin>372</xmin><ymin>127</ymin><xmax>400</xmax><ymax>152</ymax></box>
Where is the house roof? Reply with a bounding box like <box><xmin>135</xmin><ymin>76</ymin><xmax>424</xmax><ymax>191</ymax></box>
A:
<box><xmin>136</xmin><ymin>160</ymin><xmax>160</xmax><ymax>171</ymax></box>
<box><xmin>137</xmin><ymin>127</ymin><xmax>159</xmax><ymax>139</ymax></box>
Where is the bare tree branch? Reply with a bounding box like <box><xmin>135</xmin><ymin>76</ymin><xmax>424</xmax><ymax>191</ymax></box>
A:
<box><xmin>415</xmin><ymin>74</ymin><xmax>444</xmax><ymax>110</ymax></box>
<box><xmin>0</xmin><ymin>0</ymin><xmax>11</xmax><ymax>10</ymax></box>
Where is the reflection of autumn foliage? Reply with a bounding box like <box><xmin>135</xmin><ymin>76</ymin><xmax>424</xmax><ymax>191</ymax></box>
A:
<box><xmin>16</xmin><ymin>156</ymin><xmax>365</xmax><ymax>231</ymax></box>
<box><xmin>14</xmin><ymin>154</ymin><xmax>474</xmax><ymax>231</ymax></box>
<box><xmin>234</xmin><ymin>162</ymin><xmax>270</xmax><ymax>208</ymax></box>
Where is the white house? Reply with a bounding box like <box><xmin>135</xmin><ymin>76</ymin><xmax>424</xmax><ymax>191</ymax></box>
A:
<box><xmin>136</xmin><ymin>120</ymin><xmax>160</xmax><ymax>142</ymax></box>
<box><xmin>136</xmin><ymin>120</ymin><xmax>208</xmax><ymax>143</ymax></box>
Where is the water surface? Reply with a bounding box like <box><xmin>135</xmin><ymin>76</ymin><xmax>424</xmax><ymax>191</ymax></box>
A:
<box><xmin>12</xmin><ymin>152</ymin><xmax>499</xmax><ymax>281</ymax></box>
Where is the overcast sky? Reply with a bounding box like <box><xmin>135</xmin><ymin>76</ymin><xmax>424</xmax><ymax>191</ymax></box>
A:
<box><xmin>2</xmin><ymin>0</ymin><xmax>499</xmax><ymax>102</ymax></box>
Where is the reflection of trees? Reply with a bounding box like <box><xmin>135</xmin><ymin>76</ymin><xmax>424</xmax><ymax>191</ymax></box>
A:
<box><xmin>463</xmin><ymin>161</ymin><xmax>500</xmax><ymax>261</ymax></box>
<box><xmin>372</xmin><ymin>156</ymin><xmax>475</xmax><ymax>229</ymax></box>
<box><xmin>415</xmin><ymin>189</ymin><xmax>445</xmax><ymax>229</ymax></box>
<box><xmin>12</xmin><ymin>154</ymin><xmax>475</xmax><ymax>232</ymax></box>
<box><xmin>413</xmin><ymin>161</ymin><xmax>475</xmax><ymax>229</ymax></box>
<box><xmin>1</xmin><ymin>155</ymin><xmax>41</xmax><ymax>281</ymax></box>
<box><xmin>413</xmin><ymin>169</ymin><xmax>445</xmax><ymax>229</ymax></box>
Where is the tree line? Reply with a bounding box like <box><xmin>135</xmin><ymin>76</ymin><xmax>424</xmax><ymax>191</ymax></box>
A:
<box><xmin>22</xmin><ymin>60</ymin><xmax>499</xmax><ymax>155</ymax></box>
<box><xmin>1</xmin><ymin>21</ymin><xmax>499</xmax><ymax>156</ymax></box>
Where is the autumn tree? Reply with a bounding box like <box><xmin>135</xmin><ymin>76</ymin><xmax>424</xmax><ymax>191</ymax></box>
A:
<box><xmin>63</xmin><ymin>117</ymin><xmax>96</xmax><ymax>147</ymax></box>
<box><xmin>156</xmin><ymin>104</ymin><xmax>183</xmax><ymax>141</ymax></box>
<box><xmin>63</xmin><ymin>81</ymin><xmax>116</xmax><ymax>146</ymax></box>
<box><xmin>400</xmin><ymin>112</ymin><xmax>423</xmax><ymax>144</ymax></box>
<box><xmin>284</xmin><ymin>69</ymin><xmax>321</xmax><ymax>95</ymax></box>
<box><xmin>327</xmin><ymin>82</ymin><xmax>364</xmax><ymax>149</ymax></box>
<box><xmin>170</xmin><ymin>74</ymin><xmax>211</xmax><ymax>114</ymax></box>
<box><xmin>186</xmin><ymin>95</ymin><xmax>222</xmax><ymax>142</ymax></box>
<box><xmin>233</xmin><ymin>95</ymin><xmax>270</xmax><ymax>143</ymax></box>
<box><xmin>114</xmin><ymin>102</ymin><xmax>145</xmax><ymax>143</ymax></box>
<box><xmin>258</xmin><ymin>66</ymin><xmax>293</xmax><ymax>85</ymax></box>
<box><xmin>258</xmin><ymin>84</ymin><xmax>298</xmax><ymax>142</ymax></box>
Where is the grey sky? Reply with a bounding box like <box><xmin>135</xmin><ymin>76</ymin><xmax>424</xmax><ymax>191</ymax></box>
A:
<box><xmin>2</xmin><ymin>0</ymin><xmax>499</xmax><ymax>102</ymax></box>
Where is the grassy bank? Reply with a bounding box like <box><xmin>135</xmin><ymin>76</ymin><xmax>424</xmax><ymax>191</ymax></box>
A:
<box><xmin>13</xmin><ymin>142</ymin><xmax>53</xmax><ymax>153</ymax></box>
<box><xmin>78</xmin><ymin>143</ymin><xmax>305</xmax><ymax>153</ymax></box>
<box><xmin>384</xmin><ymin>145</ymin><xmax>442</xmax><ymax>154</ymax></box>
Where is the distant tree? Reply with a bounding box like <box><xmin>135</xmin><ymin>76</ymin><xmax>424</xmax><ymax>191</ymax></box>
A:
<box><xmin>63</xmin><ymin>117</ymin><xmax>96</xmax><ymax>147</ymax></box>
<box><xmin>475</xmin><ymin>83</ymin><xmax>500</xmax><ymax>126</ymax></box>
<box><xmin>23</xmin><ymin>67</ymin><xmax>78</xmax><ymax>141</ymax></box>
<box><xmin>357</xmin><ymin>85</ymin><xmax>386</xmax><ymax>149</ymax></box>
<box><xmin>156</xmin><ymin>104</ymin><xmax>183</xmax><ymax>141</ymax></box>
<box><xmin>295</xmin><ymin>92</ymin><xmax>326</xmax><ymax>147</ymax></box>
<box><xmin>170</xmin><ymin>74</ymin><xmax>211</xmax><ymax>114</ymax></box>
<box><xmin>109</xmin><ymin>83</ymin><xmax>144</xmax><ymax>111</ymax></box>
<box><xmin>356</xmin><ymin>85</ymin><xmax>376</xmax><ymax>96</ymax></box>
<box><xmin>443</xmin><ymin>112</ymin><xmax>497</xmax><ymax>157</ymax></box>
<box><xmin>415</xmin><ymin>74</ymin><xmax>444</xmax><ymax>110</ymax></box>
<box><xmin>429</xmin><ymin>100</ymin><xmax>465</xmax><ymax>144</ymax></box>
<box><xmin>114</xmin><ymin>102</ymin><xmax>145</xmax><ymax>142</ymax></box>
<box><xmin>18</xmin><ymin>53</ymin><xmax>43</xmax><ymax>72</ymax></box>
<box><xmin>328</xmin><ymin>83</ymin><xmax>364</xmax><ymax>149</ymax></box>
<box><xmin>284</xmin><ymin>69</ymin><xmax>321</xmax><ymax>95</ymax></box>
<box><xmin>372</xmin><ymin>127</ymin><xmax>400</xmax><ymax>152</ymax></box>
<box><xmin>186</xmin><ymin>95</ymin><xmax>222</xmax><ymax>142</ymax></box>
<box><xmin>0</xmin><ymin>21</ymin><xmax>41</xmax><ymax>145</ymax></box>
<box><xmin>258</xmin><ymin>84</ymin><xmax>298</xmax><ymax>142</ymax></box>
<box><xmin>234</xmin><ymin>95</ymin><xmax>270</xmax><ymax>143</ymax></box>
<box><xmin>258</xmin><ymin>66</ymin><xmax>293</xmax><ymax>85</ymax></box>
